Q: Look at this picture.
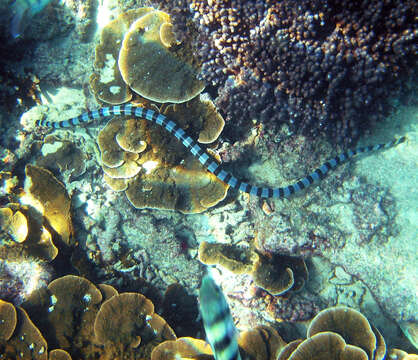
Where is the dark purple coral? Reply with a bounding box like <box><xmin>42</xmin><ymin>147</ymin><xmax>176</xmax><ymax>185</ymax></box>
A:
<box><xmin>159</xmin><ymin>0</ymin><xmax>417</xmax><ymax>143</ymax></box>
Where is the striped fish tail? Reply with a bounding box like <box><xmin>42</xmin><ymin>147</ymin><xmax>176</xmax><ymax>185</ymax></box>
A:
<box><xmin>199</xmin><ymin>274</ymin><xmax>241</xmax><ymax>360</ymax></box>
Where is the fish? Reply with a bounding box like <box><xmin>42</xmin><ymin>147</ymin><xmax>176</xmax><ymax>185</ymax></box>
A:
<box><xmin>10</xmin><ymin>0</ymin><xmax>53</xmax><ymax>39</ymax></box>
<box><xmin>199</xmin><ymin>273</ymin><xmax>242</xmax><ymax>360</ymax></box>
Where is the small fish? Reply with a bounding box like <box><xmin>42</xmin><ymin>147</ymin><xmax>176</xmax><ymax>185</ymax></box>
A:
<box><xmin>10</xmin><ymin>0</ymin><xmax>53</xmax><ymax>39</ymax></box>
<box><xmin>199</xmin><ymin>273</ymin><xmax>242</xmax><ymax>360</ymax></box>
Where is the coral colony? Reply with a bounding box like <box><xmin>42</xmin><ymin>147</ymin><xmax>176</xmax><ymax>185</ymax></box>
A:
<box><xmin>0</xmin><ymin>274</ymin><xmax>416</xmax><ymax>359</ymax></box>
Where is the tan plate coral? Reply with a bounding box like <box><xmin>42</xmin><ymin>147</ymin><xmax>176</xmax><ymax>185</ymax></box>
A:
<box><xmin>0</xmin><ymin>203</ymin><xmax>58</xmax><ymax>261</ymax></box>
<box><xmin>3</xmin><ymin>281</ymin><xmax>415</xmax><ymax>360</ymax></box>
<box><xmin>0</xmin><ymin>300</ymin><xmax>47</xmax><ymax>360</ymax></box>
<box><xmin>90</xmin><ymin>8</ymin><xmax>153</xmax><ymax>104</ymax></box>
<box><xmin>198</xmin><ymin>241</ymin><xmax>308</xmax><ymax>295</ymax></box>
<box><xmin>94</xmin><ymin>292</ymin><xmax>176</xmax><ymax>357</ymax></box>
<box><xmin>20</xmin><ymin>275</ymin><xmax>176</xmax><ymax>359</ymax></box>
<box><xmin>48</xmin><ymin>349</ymin><xmax>72</xmax><ymax>360</ymax></box>
<box><xmin>91</xmin><ymin>7</ymin><xmax>204</xmax><ymax>104</ymax></box>
<box><xmin>279</xmin><ymin>332</ymin><xmax>369</xmax><ymax>360</ymax></box>
<box><xmin>278</xmin><ymin>306</ymin><xmax>387</xmax><ymax>360</ymax></box>
<box><xmin>0</xmin><ymin>163</ymin><xmax>74</xmax><ymax>263</ymax></box>
<box><xmin>97</xmin><ymin>98</ymin><xmax>228</xmax><ymax>213</ymax></box>
<box><xmin>150</xmin><ymin>325</ymin><xmax>285</xmax><ymax>360</ymax></box>
<box><xmin>238</xmin><ymin>325</ymin><xmax>287</xmax><ymax>360</ymax></box>
<box><xmin>24</xmin><ymin>165</ymin><xmax>73</xmax><ymax>247</ymax></box>
<box><xmin>151</xmin><ymin>337</ymin><xmax>212</xmax><ymax>360</ymax></box>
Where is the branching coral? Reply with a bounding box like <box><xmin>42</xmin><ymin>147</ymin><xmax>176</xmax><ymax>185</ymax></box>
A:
<box><xmin>159</xmin><ymin>0</ymin><xmax>417</xmax><ymax>143</ymax></box>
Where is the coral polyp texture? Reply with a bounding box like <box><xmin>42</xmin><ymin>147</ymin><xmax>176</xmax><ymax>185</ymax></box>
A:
<box><xmin>160</xmin><ymin>0</ymin><xmax>417</xmax><ymax>142</ymax></box>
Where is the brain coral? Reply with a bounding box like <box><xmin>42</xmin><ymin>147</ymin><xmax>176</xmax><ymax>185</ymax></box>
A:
<box><xmin>159</xmin><ymin>0</ymin><xmax>417</xmax><ymax>143</ymax></box>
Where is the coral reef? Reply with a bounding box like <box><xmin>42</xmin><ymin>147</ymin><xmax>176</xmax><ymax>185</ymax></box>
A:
<box><xmin>37</xmin><ymin>137</ymin><xmax>87</xmax><ymax>181</ymax></box>
<box><xmin>150</xmin><ymin>337</ymin><xmax>212</xmax><ymax>360</ymax></box>
<box><xmin>0</xmin><ymin>299</ymin><xmax>48</xmax><ymax>360</ymax></box>
<box><xmin>306</xmin><ymin>307</ymin><xmax>386</xmax><ymax>360</ymax></box>
<box><xmin>16</xmin><ymin>275</ymin><xmax>176</xmax><ymax>359</ymax></box>
<box><xmin>159</xmin><ymin>0</ymin><xmax>417</xmax><ymax>143</ymax></box>
<box><xmin>388</xmin><ymin>349</ymin><xmax>418</xmax><ymax>360</ymax></box>
<box><xmin>0</xmin><ymin>259</ymin><xmax>52</xmax><ymax>305</ymax></box>
<box><xmin>1</xmin><ymin>1</ymin><xmax>415</xmax><ymax>358</ymax></box>
<box><xmin>23</xmin><ymin>165</ymin><xmax>73</xmax><ymax>247</ymax></box>
<box><xmin>86</xmin><ymin>6</ymin><xmax>232</xmax><ymax>212</ymax></box>
<box><xmin>150</xmin><ymin>305</ymin><xmax>417</xmax><ymax>360</ymax></box>
<box><xmin>151</xmin><ymin>325</ymin><xmax>286</xmax><ymax>360</ymax></box>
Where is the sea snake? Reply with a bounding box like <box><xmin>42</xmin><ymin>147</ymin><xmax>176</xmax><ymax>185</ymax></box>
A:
<box><xmin>36</xmin><ymin>103</ymin><xmax>406</xmax><ymax>198</ymax></box>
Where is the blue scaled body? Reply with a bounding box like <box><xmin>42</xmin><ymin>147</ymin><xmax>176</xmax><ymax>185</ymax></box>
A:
<box><xmin>199</xmin><ymin>274</ymin><xmax>241</xmax><ymax>360</ymax></box>
<box><xmin>10</xmin><ymin>0</ymin><xmax>53</xmax><ymax>38</ymax></box>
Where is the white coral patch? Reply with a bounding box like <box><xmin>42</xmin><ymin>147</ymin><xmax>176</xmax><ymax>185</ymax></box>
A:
<box><xmin>142</xmin><ymin>160</ymin><xmax>159</xmax><ymax>174</ymax></box>
<box><xmin>41</xmin><ymin>141</ymin><xmax>64</xmax><ymax>156</ymax></box>
<box><xmin>99</xmin><ymin>54</ymin><xmax>116</xmax><ymax>83</ymax></box>
<box><xmin>109</xmin><ymin>85</ymin><xmax>121</xmax><ymax>94</ymax></box>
